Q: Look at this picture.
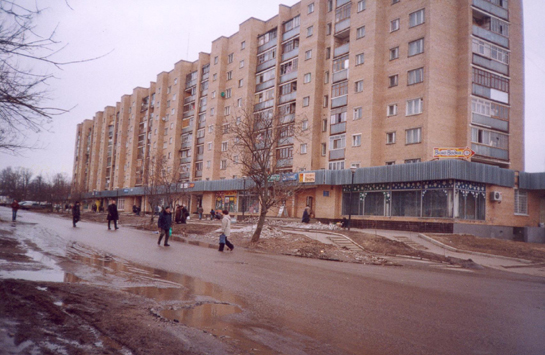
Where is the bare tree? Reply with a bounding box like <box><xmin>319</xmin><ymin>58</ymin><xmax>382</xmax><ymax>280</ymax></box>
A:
<box><xmin>225</xmin><ymin>107</ymin><xmax>304</xmax><ymax>243</ymax></box>
<box><xmin>0</xmin><ymin>166</ymin><xmax>32</xmax><ymax>200</ymax></box>
<box><xmin>48</xmin><ymin>173</ymin><xmax>71</xmax><ymax>211</ymax></box>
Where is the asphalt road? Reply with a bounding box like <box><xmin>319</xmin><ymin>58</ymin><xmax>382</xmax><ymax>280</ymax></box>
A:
<box><xmin>3</xmin><ymin>208</ymin><xmax>545</xmax><ymax>355</ymax></box>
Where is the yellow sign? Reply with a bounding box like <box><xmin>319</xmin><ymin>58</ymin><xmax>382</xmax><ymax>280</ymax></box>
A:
<box><xmin>433</xmin><ymin>147</ymin><xmax>475</xmax><ymax>159</ymax></box>
<box><xmin>299</xmin><ymin>173</ymin><xmax>316</xmax><ymax>183</ymax></box>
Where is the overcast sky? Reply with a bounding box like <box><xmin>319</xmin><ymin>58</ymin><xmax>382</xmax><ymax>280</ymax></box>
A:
<box><xmin>1</xmin><ymin>0</ymin><xmax>544</xmax><ymax>178</ymax></box>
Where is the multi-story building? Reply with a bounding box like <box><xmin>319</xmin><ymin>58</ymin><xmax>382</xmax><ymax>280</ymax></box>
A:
<box><xmin>72</xmin><ymin>0</ymin><xmax>545</xmax><ymax>242</ymax></box>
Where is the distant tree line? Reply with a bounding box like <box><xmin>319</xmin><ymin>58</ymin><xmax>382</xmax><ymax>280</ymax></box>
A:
<box><xmin>0</xmin><ymin>166</ymin><xmax>71</xmax><ymax>205</ymax></box>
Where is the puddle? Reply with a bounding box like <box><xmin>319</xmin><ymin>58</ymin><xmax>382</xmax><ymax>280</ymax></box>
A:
<box><xmin>0</xmin><ymin>248</ymin><xmax>70</xmax><ymax>282</ymax></box>
<box><xmin>160</xmin><ymin>303</ymin><xmax>242</xmax><ymax>327</ymax></box>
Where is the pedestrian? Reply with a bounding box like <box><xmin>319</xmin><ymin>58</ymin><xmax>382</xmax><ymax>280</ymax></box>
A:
<box><xmin>219</xmin><ymin>210</ymin><xmax>234</xmax><ymax>252</ymax></box>
<box><xmin>72</xmin><ymin>201</ymin><xmax>81</xmax><ymax>227</ymax></box>
<box><xmin>175</xmin><ymin>204</ymin><xmax>182</xmax><ymax>224</ymax></box>
<box><xmin>210</xmin><ymin>209</ymin><xmax>216</xmax><ymax>220</ymax></box>
<box><xmin>11</xmin><ymin>199</ymin><xmax>20</xmax><ymax>222</ymax></box>
<box><xmin>181</xmin><ymin>205</ymin><xmax>189</xmax><ymax>224</ymax></box>
<box><xmin>157</xmin><ymin>206</ymin><xmax>172</xmax><ymax>247</ymax></box>
<box><xmin>107</xmin><ymin>200</ymin><xmax>119</xmax><ymax>230</ymax></box>
<box><xmin>302</xmin><ymin>206</ymin><xmax>310</xmax><ymax>224</ymax></box>
<box><xmin>133</xmin><ymin>205</ymin><xmax>138</xmax><ymax>215</ymax></box>
<box><xmin>136</xmin><ymin>205</ymin><xmax>141</xmax><ymax>216</ymax></box>
<box><xmin>197</xmin><ymin>205</ymin><xmax>204</xmax><ymax>220</ymax></box>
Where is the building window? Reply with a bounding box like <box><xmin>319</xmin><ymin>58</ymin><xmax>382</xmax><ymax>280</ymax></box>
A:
<box><xmin>329</xmin><ymin>161</ymin><xmax>345</xmax><ymax>170</ymax></box>
<box><xmin>514</xmin><ymin>190</ymin><xmax>528</xmax><ymax>215</ymax></box>
<box><xmin>329</xmin><ymin>134</ymin><xmax>346</xmax><ymax>150</ymax></box>
<box><xmin>386</xmin><ymin>132</ymin><xmax>396</xmax><ymax>144</ymax></box>
<box><xmin>305</xmin><ymin>49</ymin><xmax>312</xmax><ymax>60</ymax></box>
<box><xmin>323</xmin><ymin>95</ymin><xmax>329</xmax><ymax>108</ymax></box>
<box><xmin>356</xmin><ymin>26</ymin><xmax>366</xmax><ymax>39</ymax></box>
<box><xmin>174</xmin><ymin>78</ymin><xmax>178</xmax><ymax>85</ymax></box>
<box><xmin>408</xmin><ymin>67</ymin><xmax>424</xmax><ymax>85</ymax></box>
<box><xmin>221</xmin><ymin>141</ymin><xmax>228</xmax><ymax>151</ymax></box>
<box><xmin>239</xmin><ymin>60</ymin><xmax>244</xmax><ymax>68</ymax></box>
<box><xmin>387</xmin><ymin>104</ymin><xmax>398</xmax><ymax>117</ymax></box>
<box><xmin>355</xmin><ymin>80</ymin><xmax>364</xmax><ymax>93</ymax></box>
<box><xmin>208</xmin><ymin>142</ymin><xmax>212</xmax><ymax>150</ymax></box>
<box><xmin>409</xmin><ymin>9</ymin><xmax>425</xmax><ymax>28</ymax></box>
<box><xmin>220</xmin><ymin>160</ymin><xmax>227</xmax><ymax>170</ymax></box>
<box><xmin>390</xmin><ymin>19</ymin><xmax>400</xmax><ymax>32</ymax></box>
<box><xmin>307</xmin><ymin>26</ymin><xmax>313</xmax><ymax>37</ymax></box>
<box><xmin>327</xmin><ymin>23</ymin><xmax>332</xmax><ymax>35</ymax></box>
<box><xmin>210</xmin><ymin>107</ymin><xmax>215</xmax><ymax>116</ymax></box>
<box><xmin>356</xmin><ymin>53</ymin><xmax>364</xmax><ymax>65</ymax></box>
<box><xmin>354</xmin><ymin>107</ymin><xmax>362</xmax><ymax>120</ymax></box>
<box><xmin>358</xmin><ymin>0</ymin><xmax>366</xmax><ymax>12</ymax></box>
<box><xmin>237</xmin><ymin>98</ymin><xmax>242</xmax><ymax>107</ymax></box>
<box><xmin>389</xmin><ymin>74</ymin><xmax>398</xmax><ymax>87</ymax></box>
<box><xmin>327</xmin><ymin>0</ymin><xmax>333</xmax><ymax>12</ymax></box>
<box><xmin>304</xmin><ymin>73</ymin><xmax>311</xmax><ymax>83</ymax></box>
<box><xmin>225</xmin><ymin>88</ymin><xmax>232</xmax><ymax>98</ymax></box>
<box><xmin>303</xmin><ymin>96</ymin><xmax>310</xmax><ymax>107</ymax></box>
<box><xmin>392</xmin><ymin>0</ymin><xmax>400</xmax><ymax>4</ymax></box>
<box><xmin>406</xmin><ymin>128</ymin><xmax>422</xmax><ymax>144</ymax></box>
<box><xmin>321</xmin><ymin>143</ymin><xmax>327</xmax><ymax>156</ymax></box>
<box><xmin>228</xmin><ymin>53</ymin><xmax>234</xmax><ymax>63</ymax></box>
<box><xmin>241</xmin><ymin>41</ymin><xmax>246</xmax><ymax>50</ymax></box>
<box><xmin>213</xmin><ymin>73</ymin><xmax>217</xmax><ymax>81</ymax></box>
<box><xmin>227</xmin><ymin>71</ymin><xmax>232</xmax><ymax>80</ymax></box>
<box><xmin>308</xmin><ymin>2</ymin><xmax>314</xmax><ymax>14</ymax></box>
<box><xmin>408</xmin><ymin>38</ymin><xmax>425</xmax><ymax>56</ymax></box>
<box><xmin>224</xmin><ymin>106</ymin><xmax>230</xmax><ymax>116</ymax></box>
<box><xmin>386</xmin><ymin>161</ymin><xmax>396</xmax><ymax>165</ymax></box>
<box><xmin>212</xmin><ymin>91</ymin><xmax>216</xmax><ymax>98</ymax></box>
<box><xmin>206</xmin><ymin>160</ymin><xmax>211</xmax><ymax>168</ymax></box>
<box><xmin>404</xmin><ymin>158</ymin><xmax>421</xmax><ymax>164</ymax></box>
<box><xmin>322</xmin><ymin>119</ymin><xmax>328</xmax><ymax>132</ymax></box>
<box><xmin>239</xmin><ymin>79</ymin><xmax>244</xmax><ymax>87</ymax></box>
<box><xmin>406</xmin><ymin>98</ymin><xmax>423</xmax><ymax>116</ymax></box>
<box><xmin>352</xmin><ymin>134</ymin><xmax>362</xmax><ymax>147</ymax></box>
<box><xmin>390</xmin><ymin>47</ymin><xmax>399</xmax><ymax>60</ymax></box>
<box><xmin>302</xmin><ymin>120</ymin><xmax>309</xmax><ymax>130</ymax></box>
<box><xmin>214</xmin><ymin>56</ymin><xmax>218</xmax><ymax>65</ymax></box>
<box><xmin>324</xmin><ymin>71</ymin><xmax>329</xmax><ymax>84</ymax></box>
<box><xmin>301</xmin><ymin>143</ymin><xmax>307</xmax><ymax>154</ymax></box>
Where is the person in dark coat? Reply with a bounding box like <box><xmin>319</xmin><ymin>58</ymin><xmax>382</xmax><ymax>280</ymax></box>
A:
<box><xmin>157</xmin><ymin>206</ymin><xmax>173</xmax><ymax>246</ymax></box>
<box><xmin>175</xmin><ymin>204</ymin><xmax>182</xmax><ymax>224</ymax></box>
<box><xmin>11</xmin><ymin>200</ymin><xmax>20</xmax><ymax>222</ymax></box>
<box><xmin>302</xmin><ymin>206</ymin><xmax>310</xmax><ymax>223</ymax></box>
<box><xmin>197</xmin><ymin>206</ymin><xmax>204</xmax><ymax>220</ymax></box>
<box><xmin>210</xmin><ymin>209</ymin><xmax>216</xmax><ymax>220</ymax></box>
<box><xmin>72</xmin><ymin>201</ymin><xmax>81</xmax><ymax>227</ymax></box>
<box><xmin>107</xmin><ymin>200</ymin><xmax>119</xmax><ymax>230</ymax></box>
<box><xmin>181</xmin><ymin>205</ymin><xmax>189</xmax><ymax>224</ymax></box>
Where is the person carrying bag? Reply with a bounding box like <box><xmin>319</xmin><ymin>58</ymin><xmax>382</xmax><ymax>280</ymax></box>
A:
<box><xmin>218</xmin><ymin>210</ymin><xmax>234</xmax><ymax>252</ymax></box>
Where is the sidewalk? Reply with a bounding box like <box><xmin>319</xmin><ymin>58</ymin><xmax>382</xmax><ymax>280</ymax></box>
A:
<box><xmin>358</xmin><ymin>228</ymin><xmax>545</xmax><ymax>277</ymax></box>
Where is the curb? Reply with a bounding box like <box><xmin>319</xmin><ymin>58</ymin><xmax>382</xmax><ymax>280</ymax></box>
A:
<box><xmin>417</xmin><ymin>233</ymin><xmax>533</xmax><ymax>264</ymax></box>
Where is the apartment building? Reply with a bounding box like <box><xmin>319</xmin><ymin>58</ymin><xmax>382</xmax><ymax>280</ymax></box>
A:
<box><xmin>72</xmin><ymin>0</ymin><xmax>545</xmax><ymax>241</ymax></box>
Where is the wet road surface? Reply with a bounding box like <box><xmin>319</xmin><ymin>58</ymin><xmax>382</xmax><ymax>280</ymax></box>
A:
<box><xmin>2</xmin><ymin>208</ymin><xmax>545</xmax><ymax>354</ymax></box>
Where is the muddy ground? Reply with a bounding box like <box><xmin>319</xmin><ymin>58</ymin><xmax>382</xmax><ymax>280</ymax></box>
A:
<box><xmin>2</xmin><ymin>211</ymin><xmax>545</xmax><ymax>354</ymax></box>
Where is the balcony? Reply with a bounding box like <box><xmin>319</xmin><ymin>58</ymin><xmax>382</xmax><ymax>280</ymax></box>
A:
<box><xmin>279</xmin><ymin>92</ymin><xmax>297</xmax><ymax>104</ymax></box>
<box><xmin>472</xmin><ymin>0</ymin><xmax>508</xmax><ymax>20</ymax></box>
<box><xmin>196</xmin><ymin>154</ymin><xmax>203</xmax><ymax>161</ymax></box>
<box><xmin>472</xmin><ymin>84</ymin><xmax>509</xmax><ymax>104</ymax></box>
<box><xmin>184</xmin><ymin>95</ymin><xmax>196</xmax><ymax>104</ymax></box>
<box><xmin>331</xmin><ymin>95</ymin><xmax>348</xmax><ymax>108</ymax></box>
<box><xmin>282</xmin><ymin>27</ymin><xmax>300</xmax><ymax>41</ymax></box>
<box><xmin>331</xmin><ymin>122</ymin><xmax>346</xmax><ymax>135</ymax></box>
<box><xmin>196</xmin><ymin>137</ymin><xmax>205</xmax><ymax>145</ymax></box>
<box><xmin>472</xmin><ymin>25</ymin><xmax>509</xmax><ymax>48</ymax></box>
<box><xmin>181</xmin><ymin>141</ymin><xmax>192</xmax><ymax>149</ymax></box>
<box><xmin>332</xmin><ymin>69</ymin><xmax>349</xmax><ymax>83</ymax></box>
<box><xmin>258</xmin><ymin>39</ymin><xmax>276</xmax><ymax>54</ymax></box>
<box><xmin>182</xmin><ymin>125</ymin><xmax>193</xmax><ymax>134</ymax></box>
<box><xmin>198</xmin><ymin>121</ymin><xmax>206</xmax><ymax>129</ymax></box>
<box><xmin>199</xmin><ymin>105</ymin><xmax>207</xmax><ymax>113</ymax></box>
<box><xmin>335</xmin><ymin>19</ymin><xmax>350</xmax><ymax>38</ymax></box>
<box><xmin>334</xmin><ymin>43</ymin><xmax>350</xmax><ymax>57</ymax></box>
<box><xmin>201</xmin><ymin>72</ymin><xmax>209</xmax><ymax>81</ymax></box>
<box><xmin>183</xmin><ymin>110</ymin><xmax>195</xmax><ymax>118</ymax></box>
<box><xmin>281</xmin><ymin>47</ymin><xmax>299</xmax><ymax>62</ymax></box>
<box><xmin>337</xmin><ymin>0</ymin><xmax>351</xmax><ymax>7</ymax></box>
<box><xmin>276</xmin><ymin>158</ymin><xmax>293</xmax><ymax>168</ymax></box>
<box><xmin>329</xmin><ymin>148</ymin><xmax>345</xmax><ymax>160</ymax></box>
<box><xmin>256</xmin><ymin>79</ymin><xmax>275</xmax><ymax>92</ymax></box>
<box><xmin>472</xmin><ymin>54</ymin><xmax>508</xmax><ymax>75</ymax></box>
<box><xmin>278</xmin><ymin>136</ymin><xmax>294</xmax><ymax>146</ymax></box>
<box><xmin>185</xmin><ymin>79</ymin><xmax>197</xmax><ymax>89</ymax></box>
<box><xmin>180</xmin><ymin>156</ymin><xmax>192</xmax><ymax>164</ymax></box>
<box><xmin>280</xmin><ymin>71</ymin><xmax>298</xmax><ymax>83</ymax></box>
<box><xmin>257</xmin><ymin>58</ymin><xmax>276</xmax><ymax>73</ymax></box>
<box><xmin>200</xmin><ymin>89</ymin><xmax>208</xmax><ymax>97</ymax></box>
<box><xmin>472</xmin><ymin>113</ymin><xmax>508</xmax><ymax>132</ymax></box>
<box><xmin>180</xmin><ymin>172</ymin><xmax>190</xmax><ymax>180</ymax></box>
<box><xmin>194</xmin><ymin>170</ymin><xmax>203</xmax><ymax>178</ymax></box>
<box><xmin>279</xmin><ymin>113</ymin><xmax>295</xmax><ymax>124</ymax></box>
<box><xmin>254</xmin><ymin>99</ymin><xmax>275</xmax><ymax>112</ymax></box>
<box><xmin>472</xmin><ymin>143</ymin><xmax>508</xmax><ymax>160</ymax></box>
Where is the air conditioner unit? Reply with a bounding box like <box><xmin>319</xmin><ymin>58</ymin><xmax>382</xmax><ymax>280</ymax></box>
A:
<box><xmin>490</xmin><ymin>191</ymin><xmax>502</xmax><ymax>202</ymax></box>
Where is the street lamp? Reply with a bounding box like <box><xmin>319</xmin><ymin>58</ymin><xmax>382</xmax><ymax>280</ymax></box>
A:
<box><xmin>348</xmin><ymin>167</ymin><xmax>357</xmax><ymax>231</ymax></box>
<box><xmin>242</xmin><ymin>176</ymin><xmax>247</xmax><ymax>219</ymax></box>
